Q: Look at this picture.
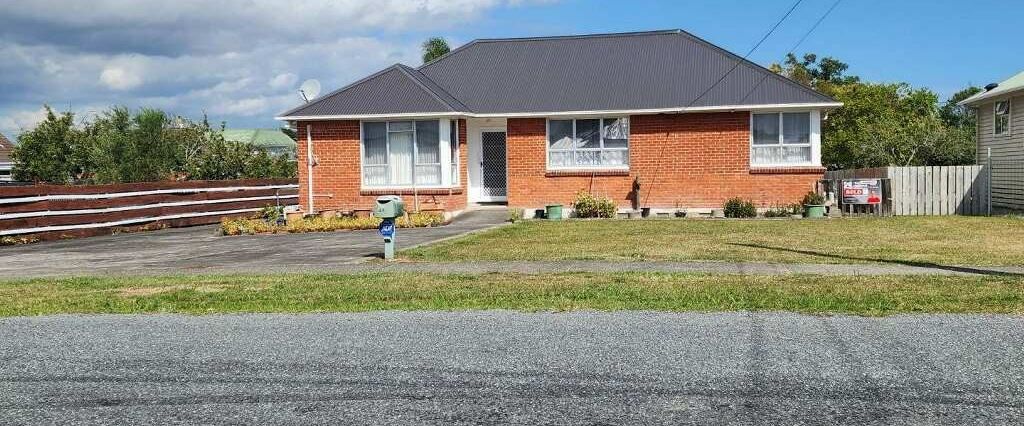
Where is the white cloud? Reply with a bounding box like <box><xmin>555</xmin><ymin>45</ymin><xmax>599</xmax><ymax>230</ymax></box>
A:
<box><xmin>0</xmin><ymin>0</ymin><xmax>557</xmax><ymax>134</ymax></box>
<box><xmin>99</xmin><ymin>65</ymin><xmax>143</xmax><ymax>90</ymax></box>
<box><xmin>269</xmin><ymin>73</ymin><xmax>298</xmax><ymax>90</ymax></box>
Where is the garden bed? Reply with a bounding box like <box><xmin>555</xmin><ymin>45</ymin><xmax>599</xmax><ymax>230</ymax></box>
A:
<box><xmin>220</xmin><ymin>213</ymin><xmax>445</xmax><ymax>236</ymax></box>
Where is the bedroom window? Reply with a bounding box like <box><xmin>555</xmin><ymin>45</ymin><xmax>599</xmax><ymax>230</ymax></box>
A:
<box><xmin>995</xmin><ymin>100</ymin><xmax>1010</xmax><ymax>136</ymax></box>
<box><xmin>547</xmin><ymin>118</ymin><xmax>629</xmax><ymax>169</ymax></box>
<box><xmin>751</xmin><ymin>112</ymin><xmax>811</xmax><ymax>166</ymax></box>
<box><xmin>362</xmin><ymin>120</ymin><xmax>448</xmax><ymax>187</ymax></box>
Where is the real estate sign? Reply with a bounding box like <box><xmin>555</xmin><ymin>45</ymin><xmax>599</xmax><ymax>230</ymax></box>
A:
<box><xmin>842</xmin><ymin>179</ymin><xmax>883</xmax><ymax>205</ymax></box>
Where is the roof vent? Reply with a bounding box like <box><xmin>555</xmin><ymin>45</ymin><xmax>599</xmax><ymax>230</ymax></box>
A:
<box><xmin>985</xmin><ymin>83</ymin><xmax>999</xmax><ymax>92</ymax></box>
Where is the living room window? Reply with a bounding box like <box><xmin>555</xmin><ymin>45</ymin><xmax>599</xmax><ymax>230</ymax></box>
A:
<box><xmin>995</xmin><ymin>100</ymin><xmax>1011</xmax><ymax>136</ymax></box>
<box><xmin>547</xmin><ymin>118</ymin><xmax>629</xmax><ymax>169</ymax></box>
<box><xmin>751</xmin><ymin>112</ymin><xmax>812</xmax><ymax>166</ymax></box>
<box><xmin>362</xmin><ymin>120</ymin><xmax>453</xmax><ymax>187</ymax></box>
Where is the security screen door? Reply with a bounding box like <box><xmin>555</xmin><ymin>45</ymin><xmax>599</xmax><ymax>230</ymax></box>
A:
<box><xmin>480</xmin><ymin>131</ymin><xmax>507</xmax><ymax>199</ymax></box>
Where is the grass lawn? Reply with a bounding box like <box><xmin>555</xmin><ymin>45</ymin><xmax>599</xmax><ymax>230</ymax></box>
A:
<box><xmin>402</xmin><ymin>216</ymin><xmax>1024</xmax><ymax>266</ymax></box>
<box><xmin>2</xmin><ymin>273</ymin><xmax>1022</xmax><ymax>317</ymax></box>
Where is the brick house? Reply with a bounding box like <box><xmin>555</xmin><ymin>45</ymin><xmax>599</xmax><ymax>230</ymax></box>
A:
<box><xmin>277</xmin><ymin>30</ymin><xmax>841</xmax><ymax>217</ymax></box>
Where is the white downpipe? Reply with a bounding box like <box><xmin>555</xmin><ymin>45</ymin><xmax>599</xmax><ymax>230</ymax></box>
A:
<box><xmin>306</xmin><ymin>124</ymin><xmax>315</xmax><ymax>214</ymax></box>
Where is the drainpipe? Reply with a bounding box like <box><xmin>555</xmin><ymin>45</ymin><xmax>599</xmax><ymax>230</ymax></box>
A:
<box><xmin>306</xmin><ymin>124</ymin><xmax>315</xmax><ymax>214</ymax></box>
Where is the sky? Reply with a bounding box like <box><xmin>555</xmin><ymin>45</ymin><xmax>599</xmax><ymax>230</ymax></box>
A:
<box><xmin>0</xmin><ymin>0</ymin><xmax>1021</xmax><ymax>141</ymax></box>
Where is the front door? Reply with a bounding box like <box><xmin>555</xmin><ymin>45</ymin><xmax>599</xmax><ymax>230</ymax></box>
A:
<box><xmin>479</xmin><ymin>131</ymin><xmax>507</xmax><ymax>201</ymax></box>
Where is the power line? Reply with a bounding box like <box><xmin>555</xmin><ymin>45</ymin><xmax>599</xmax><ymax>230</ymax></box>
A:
<box><xmin>686</xmin><ymin>0</ymin><xmax>805</xmax><ymax>108</ymax></box>
<box><xmin>739</xmin><ymin>0</ymin><xmax>844</xmax><ymax>103</ymax></box>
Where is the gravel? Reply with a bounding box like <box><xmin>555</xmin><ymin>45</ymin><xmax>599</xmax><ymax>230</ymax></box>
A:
<box><xmin>2</xmin><ymin>311</ymin><xmax>1023</xmax><ymax>425</ymax></box>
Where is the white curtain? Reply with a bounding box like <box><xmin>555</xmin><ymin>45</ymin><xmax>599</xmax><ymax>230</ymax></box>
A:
<box><xmin>389</xmin><ymin>130</ymin><xmax>413</xmax><ymax>186</ymax></box>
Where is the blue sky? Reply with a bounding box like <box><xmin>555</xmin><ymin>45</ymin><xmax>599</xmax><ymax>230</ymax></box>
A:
<box><xmin>0</xmin><ymin>0</ymin><xmax>1020</xmax><ymax>141</ymax></box>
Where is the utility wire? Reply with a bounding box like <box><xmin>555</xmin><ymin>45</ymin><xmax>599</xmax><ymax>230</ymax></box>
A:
<box><xmin>686</xmin><ymin>0</ymin><xmax>805</xmax><ymax>108</ymax></box>
<box><xmin>640</xmin><ymin>0</ymin><xmax>805</xmax><ymax>209</ymax></box>
<box><xmin>739</xmin><ymin>0</ymin><xmax>844</xmax><ymax>103</ymax></box>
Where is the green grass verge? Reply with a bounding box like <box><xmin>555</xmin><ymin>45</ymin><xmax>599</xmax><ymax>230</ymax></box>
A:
<box><xmin>2</xmin><ymin>273</ymin><xmax>1022</xmax><ymax>317</ymax></box>
<box><xmin>402</xmin><ymin>216</ymin><xmax>1024</xmax><ymax>266</ymax></box>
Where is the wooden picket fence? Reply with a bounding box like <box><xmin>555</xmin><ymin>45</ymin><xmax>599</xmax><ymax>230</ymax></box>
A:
<box><xmin>0</xmin><ymin>179</ymin><xmax>298</xmax><ymax>241</ymax></box>
<box><xmin>824</xmin><ymin>166</ymin><xmax>989</xmax><ymax>216</ymax></box>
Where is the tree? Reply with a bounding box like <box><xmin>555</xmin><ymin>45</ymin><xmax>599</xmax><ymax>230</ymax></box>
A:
<box><xmin>85</xmin><ymin>107</ymin><xmax>182</xmax><ymax>183</ymax></box>
<box><xmin>11</xmin><ymin>106</ymin><xmax>86</xmax><ymax>183</ymax></box>
<box><xmin>421</xmin><ymin>37</ymin><xmax>450</xmax><ymax>64</ymax></box>
<box><xmin>772</xmin><ymin>52</ymin><xmax>978</xmax><ymax>168</ymax></box>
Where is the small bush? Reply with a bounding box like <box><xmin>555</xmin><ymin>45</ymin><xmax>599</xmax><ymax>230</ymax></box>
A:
<box><xmin>723</xmin><ymin>198</ymin><xmax>756</xmax><ymax>218</ymax></box>
<box><xmin>508</xmin><ymin>208</ymin><xmax>523</xmax><ymax>223</ymax></box>
<box><xmin>763</xmin><ymin>203</ymin><xmax>801</xmax><ymax>218</ymax></box>
<box><xmin>572</xmin><ymin>191</ymin><xmax>617</xmax><ymax>218</ymax></box>
<box><xmin>802</xmin><ymin>191</ymin><xmax>826</xmax><ymax>206</ymax></box>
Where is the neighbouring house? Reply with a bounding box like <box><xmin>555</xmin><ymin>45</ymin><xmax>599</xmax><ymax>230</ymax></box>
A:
<box><xmin>221</xmin><ymin>128</ymin><xmax>297</xmax><ymax>160</ymax></box>
<box><xmin>276</xmin><ymin>30</ymin><xmax>841</xmax><ymax>217</ymax></box>
<box><xmin>961</xmin><ymin>70</ymin><xmax>1024</xmax><ymax>211</ymax></box>
<box><xmin>0</xmin><ymin>133</ymin><xmax>13</xmax><ymax>182</ymax></box>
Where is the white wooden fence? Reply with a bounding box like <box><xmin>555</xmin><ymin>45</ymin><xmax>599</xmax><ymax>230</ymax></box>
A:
<box><xmin>824</xmin><ymin>166</ymin><xmax>990</xmax><ymax>216</ymax></box>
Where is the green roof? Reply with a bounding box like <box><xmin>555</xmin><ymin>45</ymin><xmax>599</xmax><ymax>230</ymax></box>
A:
<box><xmin>220</xmin><ymin>128</ymin><xmax>296</xmax><ymax>148</ymax></box>
<box><xmin>961</xmin><ymin>70</ymin><xmax>1024</xmax><ymax>106</ymax></box>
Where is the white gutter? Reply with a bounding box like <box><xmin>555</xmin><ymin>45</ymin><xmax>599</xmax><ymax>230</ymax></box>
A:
<box><xmin>276</xmin><ymin>102</ymin><xmax>843</xmax><ymax>121</ymax></box>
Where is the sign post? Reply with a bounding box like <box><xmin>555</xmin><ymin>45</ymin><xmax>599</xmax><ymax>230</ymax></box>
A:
<box><xmin>378</xmin><ymin>218</ymin><xmax>396</xmax><ymax>260</ymax></box>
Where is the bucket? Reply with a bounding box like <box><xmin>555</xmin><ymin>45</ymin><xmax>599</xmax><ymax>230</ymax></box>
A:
<box><xmin>545</xmin><ymin>204</ymin><xmax>563</xmax><ymax>220</ymax></box>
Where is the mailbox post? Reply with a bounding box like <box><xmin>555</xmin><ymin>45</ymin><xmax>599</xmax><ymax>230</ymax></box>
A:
<box><xmin>372</xmin><ymin>196</ymin><xmax>405</xmax><ymax>260</ymax></box>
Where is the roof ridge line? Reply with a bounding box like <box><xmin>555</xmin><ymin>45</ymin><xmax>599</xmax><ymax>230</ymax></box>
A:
<box><xmin>395</xmin><ymin>65</ymin><xmax>468</xmax><ymax>112</ymax></box>
<box><xmin>473</xmin><ymin>29</ymin><xmax>682</xmax><ymax>43</ymax></box>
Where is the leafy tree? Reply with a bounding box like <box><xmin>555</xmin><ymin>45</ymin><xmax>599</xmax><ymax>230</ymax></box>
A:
<box><xmin>421</xmin><ymin>37</ymin><xmax>450</xmax><ymax>64</ymax></box>
<box><xmin>11</xmin><ymin>106</ymin><xmax>86</xmax><ymax>183</ymax></box>
<box><xmin>772</xmin><ymin>53</ymin><xmax>977</xmax><ymax>168</ymax></box>
<box><xmin>85</xmin><ymin>107</ymin><xmax>181</xmax><ymax>183</ymax></box>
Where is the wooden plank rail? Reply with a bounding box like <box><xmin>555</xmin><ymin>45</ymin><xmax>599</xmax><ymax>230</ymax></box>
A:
<box><xmin>0</xmin><ymin>179</ymin><xmax>298</xmax><ymax>240</ymax></box>
<box><xmin>824</xmin><ymin>166</ymin><xmax>989</xmax><ymax>216</ymax></box>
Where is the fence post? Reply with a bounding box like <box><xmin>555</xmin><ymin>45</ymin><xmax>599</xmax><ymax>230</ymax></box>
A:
<box><xmin>987</xmin><ymin>147</ymin><xmax>992</xmax><ymax>217</ymax></box>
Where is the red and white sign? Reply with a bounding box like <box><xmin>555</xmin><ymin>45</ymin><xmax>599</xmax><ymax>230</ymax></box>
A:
<box><xmin>842</xmin><ymin>179</ymin><xmax>882</xmax><ymax>204</ymax></box>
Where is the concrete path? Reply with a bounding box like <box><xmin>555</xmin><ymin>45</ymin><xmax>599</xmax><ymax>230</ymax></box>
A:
<box><xmin>2</xmin><ymin>311</ymin><xmax>1023</xmax><ymax>424</ymax></box>
<box><xmin>0</xmin><ymin>209</ymin><xmax>508</xmax><ymax>279</ymax></box>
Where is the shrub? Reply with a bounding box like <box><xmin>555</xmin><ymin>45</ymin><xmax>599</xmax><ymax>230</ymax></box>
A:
<box><xmin>572</xmin><ymin>191</ymin><xmax>617</xmax><ymax>218</ymax></box>
<box><xmin>508</xmin><ymin>208</ymin><xmax>523</xmax><ymax>223</ymax></box>
<box><xmin>802</xmin><ymin>191</ymin><xmax>826</xmax><ymax>206</ymax></box>
<box><xmin>723</xmin><ymin>198</ymin><xmax>756</xmax><ymax>218</ymax></box>
<box><xmin>763</xmin><ymin>203</ymin><xmax>801</xmax><ymax>218</ymax></box>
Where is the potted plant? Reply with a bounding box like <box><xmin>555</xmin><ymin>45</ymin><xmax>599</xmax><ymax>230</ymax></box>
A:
<box><xmin>802</xmin><ymin>192</ymin><xmax>826</xmax><ymax>218</ymax></box>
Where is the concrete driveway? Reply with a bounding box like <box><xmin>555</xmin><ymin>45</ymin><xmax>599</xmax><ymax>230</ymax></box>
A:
<box><xmin>0</xmin><ymin>209</ymin><xmax>506</xmax><ymax>278</ymax></box>
<box><xmin>2</xmin><ymin>311</ymin><xmax>1022</xmax><ymax>424</ymax></box>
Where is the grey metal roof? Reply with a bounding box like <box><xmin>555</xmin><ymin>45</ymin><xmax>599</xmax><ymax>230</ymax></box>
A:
<box><xmin>282</xmin><ymin>65</ymin><xmax>460</xmax><ymax>117</ymax></box>
<box><xmin>280</xmin><ymin>30</ymin><xmax>836</xmax><ymax>118</ymax></box>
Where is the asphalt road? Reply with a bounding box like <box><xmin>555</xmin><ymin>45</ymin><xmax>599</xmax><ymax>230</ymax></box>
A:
<box><xmin>2</xmin><ymin>311</ymin><xmax>1023</xmax><ymax>425</ymax></box>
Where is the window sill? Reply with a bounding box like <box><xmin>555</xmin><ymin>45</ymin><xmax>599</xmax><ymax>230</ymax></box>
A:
<box><xmin>749</xmin><ymin>166</ymin><xmax>826</xmax><ymax>175</ymax></box>
<box><xmin>545</xmin><ymin>169</ymin><xmax>631</xmax><ymax>177</ymax></box>
<box><xmin>360</xmin><ymin>187</ymin><xmax>463</xmax><ymax>196</ymax></box>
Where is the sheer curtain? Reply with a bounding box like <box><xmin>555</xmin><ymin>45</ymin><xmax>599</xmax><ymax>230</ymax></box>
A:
<box><xmin>388</xmin><ymin>122</ymin><xmax>414</xmax><ymax>186</ymax></box>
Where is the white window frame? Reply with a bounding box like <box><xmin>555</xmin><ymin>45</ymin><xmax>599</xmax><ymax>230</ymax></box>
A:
<box><xmin>994</xmin><ymin>100</ymin><xmax>1011</xmax><ymax>136</ymax></box>
<box><xmin>545</xmin><ymin>117</ymin><xmax>630</xmax><ymax>170</ymax></box>
<box><xmin>749</xmin><ymin>110</ymin><xmax>821</xmax><ymax>168</ymax></box>
<box><xmin>450</xmin><ymin>120</ymin><xmax>460</xmax><ymax>185</ymax></box>
<box><xmin>359</xmin><ymin>119</ymin><xmax>456</xmax><ymax>190</ymax></box>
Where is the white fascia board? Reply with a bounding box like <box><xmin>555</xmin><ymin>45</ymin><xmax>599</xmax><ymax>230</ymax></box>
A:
<box><xmin>276</xmin><ymin>102</ymin><xmax>844</xmax><ymax>121</ymax></box>
<box><xmin>959</xmin><ymin>88</ymin><xmax>1024</xmax><ymax>106</ymax></box>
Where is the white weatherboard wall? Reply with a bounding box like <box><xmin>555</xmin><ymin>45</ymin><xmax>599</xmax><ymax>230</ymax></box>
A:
<box><xmin>975</xmin><ymin>94</ymin><xmax>1024</xmax><ymax>210</ymax></box>
<box><xmin>825</xmin><ymin>166</ymin><xmax>990</xmax><ymax>216</ymax></box>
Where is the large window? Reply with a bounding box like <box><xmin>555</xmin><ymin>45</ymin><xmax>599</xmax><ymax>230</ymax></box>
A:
<box><xmin>995</xmin><ymin>100</ymin><xmax>1011</xmax><ymax>136</ymax></box>
<box><xmin>751</xmin><ymin>112</ymin><xmax>811</xmax><ymax>166</ymax></box>
<box><xmin>547</xmin><ymin>118</ymin><xmax>629</xmax><ymax>169</ymax></box>
<box><xmin>362</xmin><ymin>120</ymin><xmax>454</xmax><ymax>187</ymax></box>
<box><xmin>450</xmin><ymin>121</ymin><xmax>459</xmax><ymax>184</ymax></box>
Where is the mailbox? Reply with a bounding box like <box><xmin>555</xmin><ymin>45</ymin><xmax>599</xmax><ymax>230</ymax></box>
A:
<box><xmin>373</xmin><ymin>195</ymin><xmax>405</xmax><ymax>219</ymax></box>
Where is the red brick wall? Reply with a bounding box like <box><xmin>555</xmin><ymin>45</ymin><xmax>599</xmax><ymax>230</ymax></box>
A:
<box><xmin>507</xmin><ymin>113</ymin><xmax>822</xmax><ymax>210</ymax></box>
<box><xmin>296</xmin><ymin>119</ymin><xmax>468</xmax><ymax>214</ymax></box>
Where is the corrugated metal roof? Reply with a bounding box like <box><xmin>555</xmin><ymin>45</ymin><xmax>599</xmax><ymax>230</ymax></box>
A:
<box><xmin>221</xmin><ymin>129</ymin><xmax>296</xmax><ymax>148</ymax></box>
<box><xmin>961</xmin><ymin>70</ymin><xmax>1024</xmax><ymax>106</ymax></box>
<box><xmin>279</xmin><ymin>29</ymin><xmax>836</xmax><ymax>119</ymax></box>
<box><xmin>281</xmin><ymin>65</ymin><xmax>460</xmax><ymax>117</ymax></box>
